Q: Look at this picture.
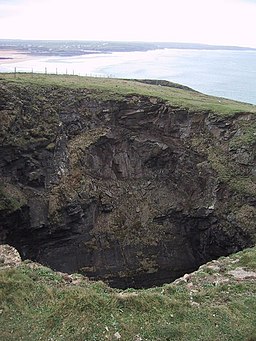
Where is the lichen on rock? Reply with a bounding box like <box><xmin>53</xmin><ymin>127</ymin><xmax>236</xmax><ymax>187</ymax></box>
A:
<box><xmin>0</xmin><ymin>76</ymin><xmax>255</xmax><ymax>288</ymax></box>
<box><xmin>0</xmin><ymin>244</ymin><xmax>22</xmax><ymax>267</ymax></box>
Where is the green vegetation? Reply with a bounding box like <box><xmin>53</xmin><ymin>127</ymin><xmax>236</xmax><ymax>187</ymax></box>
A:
<box><xmin>0</xmin><ymin>72</ymin><xmax>256</xmax><ymax>341</ymax></box>
<box><xmin>236</xmin><ymin>248</ymin><xmax>256</xmax><ymax>270</ymax></box>
<box><xmin>0</xmin><ymin>247</ymin><xmax>256</xmax><ymax>341</ymax></box>
<box><xmin>1</xmin><ymin>73</ymin><xmax>256</xmax><ymax>116</ymax></box>
<box><xmin>191</xmin><ymin>135</ymin><xmax>256</xmax><ymax>197</ymax></box>
<box><xmin>229</xmin><ymin>121</ymin><xmax>256</xmax><ymax>149</ymax></box>
<box><xmin>0</xmin><ymin>183</ymin><xmax>27</xmax><ymax>212</ymax></box>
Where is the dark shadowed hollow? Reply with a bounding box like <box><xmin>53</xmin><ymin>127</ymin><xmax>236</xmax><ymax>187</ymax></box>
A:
<box><xmin>0</xmin><ymin>76</ymin><xmax>255</xmax><ymax>288</ymax></box>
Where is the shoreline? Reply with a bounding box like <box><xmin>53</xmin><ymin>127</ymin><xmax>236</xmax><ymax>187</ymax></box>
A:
<box><xmin>0</xmin><ymin>48</ymin><xmax>255</xmax><ymax>105</ymax></box>
<box><xmin>0</xmin><ymin>50</ymin><xmax>36</xmax><ymax>65</ymax></box>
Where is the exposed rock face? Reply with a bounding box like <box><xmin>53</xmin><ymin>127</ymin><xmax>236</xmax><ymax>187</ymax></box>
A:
<box><xmin>0</xmin><ymin>81</ymin><xmax>255</xmax><ymax>288</ymax></box>
<box><xmin>0</xmin><ymin>244</ymin><xmax>22</xmax><ymax>267</ymax></box>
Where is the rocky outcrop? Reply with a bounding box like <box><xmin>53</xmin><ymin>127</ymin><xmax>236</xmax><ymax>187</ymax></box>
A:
<box><xmin>0</xmin><ymin>244</ymin><xmax>22</xmax><ymax>267</ymax></box>
<box><xmin>0</xmin><ymin>80</ymin><xmax>255</xmax><ymax>288</ymax></box>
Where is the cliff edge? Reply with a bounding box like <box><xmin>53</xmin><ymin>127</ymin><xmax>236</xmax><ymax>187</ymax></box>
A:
<box><xmin>0</xmin><ymin>244</ymin><xmax>255</xmax><ymax>340</ymax></box>
<box><xmin>0</xmin><ymin>74</ymin><xmax>255</xmax><ymax>288</ymax></box>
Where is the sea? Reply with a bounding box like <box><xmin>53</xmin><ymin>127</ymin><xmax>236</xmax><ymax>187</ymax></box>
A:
<box><xmin>1</xmin><ymin>48</ymin><xmax>256</xmax><ymax>105</ymax></box>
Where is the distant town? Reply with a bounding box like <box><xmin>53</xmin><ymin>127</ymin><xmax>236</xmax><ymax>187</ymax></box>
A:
<box><xmin>0</xmin><ymin>39</ymin><xmax>255</xmax><ymax>58</ymax></box>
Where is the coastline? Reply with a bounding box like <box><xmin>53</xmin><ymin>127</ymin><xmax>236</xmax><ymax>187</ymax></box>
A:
<box><xmin>0</xmin><ymin>50</ymin><xmax>34</xmax><ymax>65</ymax></box>
<box><xmin>0</xmin><ymin>48</ymin><xmax>255</xmax><ymax>105</ymax></box>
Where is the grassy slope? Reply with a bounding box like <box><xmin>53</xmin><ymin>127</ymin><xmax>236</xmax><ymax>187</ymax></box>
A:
<box><xmin>1</xmin><ymin>73</ymin><xmax>256</xmax><ymax>340</ymax></box>
<box><xmin>0</xmin><ymin>247</ymin><xmax>256</xmax><ymax>341</ymax></box>
<box><xmin>0</xmin><ymin>73</ymin><xmax>256</xmax><ymax>116</ymax></box>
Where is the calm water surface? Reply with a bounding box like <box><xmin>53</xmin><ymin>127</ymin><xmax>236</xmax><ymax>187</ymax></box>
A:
<box><xmin>1</xmin><ymin>49</ymin><xmax>256</xmax><ymax>104</ymax></box>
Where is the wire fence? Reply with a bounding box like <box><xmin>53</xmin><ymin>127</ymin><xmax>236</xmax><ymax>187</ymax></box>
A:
<box><xmin>3</xmin><ymin>66</ymin><xmax>115</xmax><ymax>79</ymax></box>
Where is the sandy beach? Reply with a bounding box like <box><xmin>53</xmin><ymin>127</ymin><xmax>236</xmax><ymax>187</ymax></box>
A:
<box><xmin>0</xmin><ymin>49</ymin><xmax>50</xmax><ymax>74</ymax></box>
<box><xmin>0</xmin><ymin>50</ymin><xmax>33</xmax><ymax>64</ymax></box>
<box><xmin>0</xmin><ymin>46</ymin><xmax>255</xmax><ymax>105</ymax></box>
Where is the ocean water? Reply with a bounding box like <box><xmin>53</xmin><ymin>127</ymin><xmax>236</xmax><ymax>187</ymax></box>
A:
<box><xmin>1</xmin><ymin>48</ymin><xmax>256</xmax><ymax>104</ymax></box>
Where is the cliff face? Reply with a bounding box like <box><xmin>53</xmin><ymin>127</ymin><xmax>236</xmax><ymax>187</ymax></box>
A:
<box><xmin>0</xmin><ymin>78</ymin><xmax>255</xmax><ymax>288</ymax></box>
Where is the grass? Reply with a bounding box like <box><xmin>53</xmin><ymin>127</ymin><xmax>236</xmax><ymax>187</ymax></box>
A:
<box><xmin>236</xmin><ymin>248</ymin><xmax>256</xmax><ymax>270</ymax></box>
<box><xmin>229</xmin><ymin>121</ymin><xmax>256</xmax><ymax>149</ymax></box>
<box><xmin>0</xmin><ymin>72</ymin><xmax>256</xmax><ymax>340</ymax></box>
<box><xmin>1</xmin><ymin>72</ymin><xmax>256</xmax><ymax>116</ymax></box>
<box><xmin>0</xmin><ymin>183</ymin><xmax>27</xmax><ymax>213</ymax></box>
<box><xmin>0</xmin><ymin>247</ymin><xmax>256</xmax><ymax>341</ymax></box>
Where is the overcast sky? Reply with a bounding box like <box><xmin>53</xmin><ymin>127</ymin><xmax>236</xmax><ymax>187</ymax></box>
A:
<box><xmin>1</xmin><ymin>0</ymin><xmax>256</xmax><ymax>47</ymax></box>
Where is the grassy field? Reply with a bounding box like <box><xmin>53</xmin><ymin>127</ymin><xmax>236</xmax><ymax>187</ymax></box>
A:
<box><xmin>1</xmin><ymin>73</ymin><xmax>256</xmax><ymax>116</ymax></box>
<box><xmin>0</xmin><ymin>247</ymin><xmax>256</xmax><ymax>341</ymax></box>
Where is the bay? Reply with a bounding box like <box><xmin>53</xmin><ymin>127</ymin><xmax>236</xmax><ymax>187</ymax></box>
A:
<box><xmin>1</xmin><ymin>48</ymin><xmax>256</xmax><ymax>104</ymax></box>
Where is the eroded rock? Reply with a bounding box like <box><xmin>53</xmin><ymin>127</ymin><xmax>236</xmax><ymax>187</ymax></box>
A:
<box><xmin>0</xmin><ymin>82</ymin><xmax>255</xmax><ymax>288</ymax></box>
<box><xmin>0</xmin><ymin>244</ymin><xmax>22</xmax><ymax>267</ymax></box>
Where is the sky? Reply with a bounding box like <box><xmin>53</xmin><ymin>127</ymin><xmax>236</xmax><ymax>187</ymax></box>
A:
<box><xmin>1</xmin><ymin>0</ymin><xmax>256</xmax><ymax>48</ymax></box>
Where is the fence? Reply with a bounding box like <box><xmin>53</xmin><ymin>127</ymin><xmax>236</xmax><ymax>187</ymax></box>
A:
<box><xmin>9</xmin><ymin>66</ymin><xmax>115</xmax><ymax>79</ymax></box>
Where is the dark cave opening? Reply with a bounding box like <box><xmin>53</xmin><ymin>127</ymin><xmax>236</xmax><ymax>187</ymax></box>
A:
<box><xmin>3</xmin><ymin>209</ymin><xmax>252</xmax><ymax>290</ymax></box>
